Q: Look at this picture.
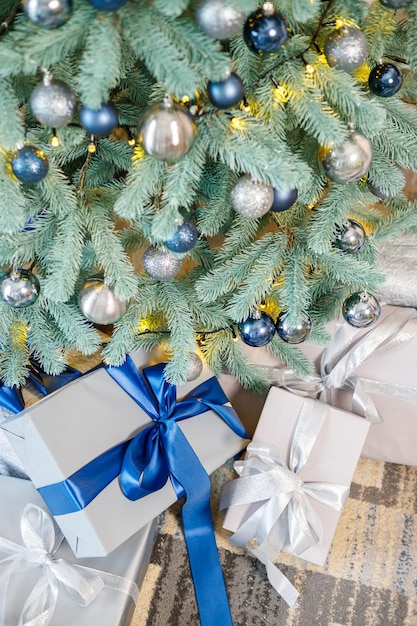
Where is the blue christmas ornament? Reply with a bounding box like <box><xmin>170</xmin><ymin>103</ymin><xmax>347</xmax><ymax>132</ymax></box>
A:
<box><xmin>243</xmin><ymin>5</ymin><xmax>288</xmax><ymax>56</ymax></box>
<box><xmin>207</xmin><ymin>73</ymin><xmax>244</xmax><ymax>109</ymax></box>
<box><xmin>380</xmin><ymin>0</ymin><xmax>412</xmax><ymax>7</ymax></box>
<box><xmin>239</xmin><ymin>312</ymin><xmax>276</xmax><ymax>347</ymax></box>
<box><xmin>24</xmin><ymin>0</ymin><xmax>72</xmax><ymax>29</ymax></box>
<box><xmin>11</xmin><ymin>145</ymin><xmax>49</xmax><ymax>184</ymax></box>
<box><xmin>87</xmin><ymin>0</ymin><xmax>128</xmax><ymax>10</ymax></box>
<box><xmin>270</xmin><ymin>187</ymin><xmax>298</xmax><ymax>212</ymax></box>
<box><xmin>164</xmin><ymin>221</ymin><xmax>198</xmax><ymax>253</ymax></box>
<box><xmin>79</xmin><ymin>101</ymin><xmax>118</xmax><ymax>137</ymax></box>
<box><xmin>368</xmin><ymin>62</ymin><xmax>402</xmax><ymax>97</ymax></box>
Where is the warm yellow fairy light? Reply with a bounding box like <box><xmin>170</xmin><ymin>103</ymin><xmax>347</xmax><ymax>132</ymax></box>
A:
<box><xmin>231</xmin><ymin>116</ymin><xmax>245</xmax><ymax>130</ymax></box>
<box><xmin>305</xmin><ymin>64</ymin><xmax>315</xmax><ymax>74</ymax></box>
<box><xmin>181</xmin><ymin>95</ymin><xmax>190</xmax><ymax>104</ymax></box>
<box><xmin>335</xmin><ymin>18</ymin><xmax>345</xmax><ymax>29</ymax></box>
<box><xmin>273</xmin><ymin>85</ymin><xmax>289</xmax><ymax>102</ymax></box>
<box><xmin>132</xmin><ymin>144</ymin><xmax>146</xmax><ymax>163</ymax></box>
<box><xmin>50</xmin><ymin>135</ymin><xmax>60</xmax><ymax>147</ymax></box>
<box><xmin>87</xmin><ymin>142</ymin><xmax>96</xmax><ymax>154</ymax></box>
<box><xmin>127</xmin><ymin>137</ymin><xmax>136</xmax><ymax>146</ymax></box>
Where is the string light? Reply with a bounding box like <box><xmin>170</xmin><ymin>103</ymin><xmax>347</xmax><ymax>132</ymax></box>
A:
<box><xmin>87</xmin><ymin>134</ymin><xmax>96</xmax><ymax>153</ymax></box>
<box><xmin>230</xmin><ymin>116</ymin><xmax>245</xmax><ymax>130</ymax></box>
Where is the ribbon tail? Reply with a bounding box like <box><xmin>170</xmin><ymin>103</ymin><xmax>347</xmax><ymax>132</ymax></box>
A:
<box><xmin>18</xmin><ymin>574</ymin><xmax>58</xmax><ymax>626</ymax></box>
<box><xmin>350</xmin><ymin>377</ymin><xmax>383</xmax><ymax>424</ymax></box>
<box><xmin>251</xmin><ymin>546</ymin><xmax>299</xmax><ymax>608</ymax></box>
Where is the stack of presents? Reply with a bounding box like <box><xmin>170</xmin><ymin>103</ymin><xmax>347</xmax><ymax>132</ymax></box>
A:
<box><xmin>0</xmin><ymin>247</ymin><xmax>416</xmax><ymax>625</ymax></box>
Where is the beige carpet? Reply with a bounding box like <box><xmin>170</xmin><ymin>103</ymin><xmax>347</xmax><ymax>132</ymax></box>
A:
<box><xmin>132</xmin><ymin>456</ymin><xmax>417</xmax><ymax>626</ymax></box>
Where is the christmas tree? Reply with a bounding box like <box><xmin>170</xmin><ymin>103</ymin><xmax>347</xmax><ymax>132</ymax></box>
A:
<box><xmin>0</xmin><ymin>0</ymin><xmax>416</xmax><ymax>390</ymax></box>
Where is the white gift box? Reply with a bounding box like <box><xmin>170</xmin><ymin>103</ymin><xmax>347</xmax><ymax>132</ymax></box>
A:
<box><xmin>0</xmin><ymin>476</ymin><xmax>155</xmax><ymax>626</ymax></box>
<box><xmin>2</xmin><ymin>350</ymin><xmax>247</xmax><ymax>557</ymax></box>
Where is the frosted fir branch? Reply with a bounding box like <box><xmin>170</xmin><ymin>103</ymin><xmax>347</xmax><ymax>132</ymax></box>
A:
<box><xmin>40</xmin><ymin>300</ymin><xmax>101</xmax><ymax>355</ymax></box>
<box><xmin>267</xmin><ymin>336</ymin><xmax>314</xmax><ymax>378</ymax></box>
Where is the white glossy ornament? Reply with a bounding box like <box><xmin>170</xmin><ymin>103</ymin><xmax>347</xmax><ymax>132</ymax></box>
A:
<box><xmin>230</xmin><ymin>175</ymin><xmax>274</xmax><ymax>218</ymax></box>
<box><xmin>0</xmin><ymin>268</ymin><xmax>40</xmax><ymax>308</ymax></box>
<box><xmin>78</xmin><ymin>277</ymin><xmax>128</xmax><ymax>325</ymax></box>
<box><xmin>142</xmin><ymin>246</ymin><xmax>182</xmax><ymax>281</ymax></box>
<box><xmin>196</xmin><ymin>0</ymin><xmax>244</xmax><ymax>40</ymax></box>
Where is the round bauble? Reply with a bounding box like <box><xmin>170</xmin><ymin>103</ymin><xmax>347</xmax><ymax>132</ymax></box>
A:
<box><xmin>244</xmin><ymin>4</ymin><xmax>288</xmax><ymax>56</ymax></box>
<box><xmin>324</xmin><ymin>26</ymin><xmax>368</xmax><ymax>73</ymax></box>
<box><xmin>184</xmin><ymin>353</ymin><xmax>204</xmax><ymax>381</ymax></box>
<box><xmin>87</xmin><ymin>0</ymin><xmax>128</xmax><ymax>9</ymax></box>
<box><xmin>0</xmin><ymin>268</ymin><xmax>40</xmax><ymax>308</ymax></box>
<box><xmin>164</xmin><ymin>221</ymin><xmax>198</xmax><ymax>253</ymax></box>
<box><xmin>79</xmin><ymin>101</ymin><xmax>119</xmax><ymax>137</ymax></box>
<box><xmin>231</xmin><ymin>174</ymin><xmax>274</xmax><ymax>218</ymax></box>
<box><xmin>11</xmin><ymin>145</ymin><xmax>49</xmax><ymax>184</ymax></box>
<box><xmin>31</xmin><ymin>77</ymin><xmax>77</xmax><ymax>127</ymax></box>
<box><xmin>207</xmin><ymin>72</ymin><xmax>244</xmax><ymax>109</ymax></box>
<box><xmin>318</xmin><ymin>131</ymin><xmax>372</xmax><ymax>184</ymax></box>
<box><xmin>24</xmin><ymin>0</ymin><xmax>72</xmax><ymax>28</ymax></box>
<box><xmin>276</xmin><ymin>312</ymin><xmax>312</xmax><ymax>344</ymax></box>
<box><xmin>368</xmin><ymin>62</ymin><xmax>402</xmax><ymax>97</ymax></box>
<box><xmin>270</xmin><ymin>187</ymin><xmax>298</xmax><ymax>212</ymax></box>
<box><xmin>195</xmin><ymin>0</ymin><xmax>244</xmax><ymax>40</ymax></box>
<box><xmin>143</xmin><ymin>246</ymin><xmax>182</xmax><ymax>281</ymax></box>
<box><xmin>335</xmin><ymin>219</ymin><xmax>366</xmax><ymax>253</ymax></box>
<box><xmin>342</xmin><ymin>291</ymin><xmax>381</xmax><ymax>328</ymax></box>
<box><xmin>137</xmin><ymin>94</ymin><xmax>197</xmax><ymax>163</ymax></box>
<box><xmin>239</xmin><ymin>312</ymin><xmax>276</xmax><ymax>347</ymax></box>
<box><xmin>380</xmin><ymin>0</ymin><xmax>413</xmax><ymax>7</ymax></box>
<box><xmin>78</xmin><ymin>277</ymin><xmax>128</xmax><ymax>325</ymax></box>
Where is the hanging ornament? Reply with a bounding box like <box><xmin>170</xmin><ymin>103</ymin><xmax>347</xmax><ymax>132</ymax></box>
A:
<box><xmin>275</xmin><ymin>311</ymin><xmax>312</xmax><ymax>344</ymax></box>
<box><xmin>335</xmin><ymin>219</ymin><xmax>366</xmax><ymax>253</ymax></box>
<box><xmin>164</xmin><ymin>221</ymin><xmax>198</xmax><ymax>253</ymax></box>
<box><xmin>0</xmin><ymin>268</ymin><xmax>40</xmax><ymax>308</ymax></box>
<box><xmin>195</xmin><ymin>0</ymin><xmax>244</xmax><ymax>40</ymax></box>
<box><xmin>87</xmin><ymin>0</ymin><xmax>128</xmax><ymax>9</ymax></box>
<box><xmin>269</xmin><ymin>186</ymin><xmax>298</xmax><ymax>212</ymax></box>
<box><xmin>368</xmin><ymin>62</ymin><xmax>402</xmax><ymax>97</ymax></box>
<box><xmin>318</xmin><ymin>128</ymin><xmax>372</xmax><ymax>184</ymax></box>
<box><xmin>324</xmin><ymin>26</ymin><xmax>368</xmax><ymax>73</ymax></box>
<box><xmin>11</xmin><ymin>145</ymin><xmax>49</xmax><ymax>185</ymax></box>
<box><xmin>143</xmin><ymin>246</ymin><xmax>182</xmax><ymax>281</ymax></box>
<box><xmin>137</xmin><ymin>94</ymin><xmax>197</xmax><ymax>163</ymax></box>
<box><xmin>207</xmin><ymin>72</ymin><xmax>244</xmax><ymax>109</ymax></box>
<box><xmin>30</xmin><ymin>74</ymin><xmax>77</xmax><ymax>127</ymax></box>
<box><xmin>24</xmin><ymin>0</ymin><xmax>72</xmax><ymax>29</ymax></box>
<box><xmin>230</xmin><ymin>174</ymin><xmax>274</xmax><ymax>218</ymax></box>
<box><xmin>79</xmin><ymin>101</ymin><xmax>119</xmax><ymax>137</ymax></box>
<box><xmin>78</xmin><ymin>276</ymin><xmax>128</xmax><ymax>325</ymax></box>
<box><xmin>380</xmin><ymin>0</ymin><xmax>413</xmax><ymax>7</ymax></box>
<box><xmin>239</xmin><ymin>311</ymin><xmax>276</xmax><ymax>347</ymax></box>
<box><xmin>244</xmin><ymin>3</ymin><xmax>288</xmax><ymax>56</ymax></box>
<box><xmin>342</xmin><ymin>291</ymin><xmax>381</xmax><ymax>328</ymax></box>
<box><xmin>184</xmin><ymin>352</ymin><xmax>204</xmax><ymax>381</ymax></box>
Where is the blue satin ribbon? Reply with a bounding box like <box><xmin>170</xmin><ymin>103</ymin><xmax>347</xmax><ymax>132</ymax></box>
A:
<box><xmin>0</xmin><ymin>383</ymin><xmax>24</xmax><ymax>414</ymax></box>
<box><xmin>39</xmin><ymin>357</ymin><xmax>247</xmax><ymax>626</ymax></box>
<box><xmin>28</xmin><ymin>359</ymin><xmax>83</xmax><ymax>395</ymax></box>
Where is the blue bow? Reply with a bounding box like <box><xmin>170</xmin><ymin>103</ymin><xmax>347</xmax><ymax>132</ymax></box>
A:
<box><xmin>39</xmin><ymin>356</ymin><xmax>247</xmax><ymax>626</ymax></box>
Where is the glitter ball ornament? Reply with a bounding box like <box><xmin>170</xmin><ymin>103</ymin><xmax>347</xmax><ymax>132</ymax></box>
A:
<box><xmin>244</xmin><ymin>3</ymin><xmax>288</xmax><ymax>56</ymax></box>
<box><xmin>0</xmin><ymin>268</ymin><xmax>40</xmax><ymax>308</ymax></box>
<box><xmin>80</xmin><ymin>101</ymin><xmax>119</xmax><ymax>137</ymax></box>
<box><xmin>324</xmin><ymin>26</ymin><xmax>368</xmax><ymax>73</ymax></box>
<box><xmin>342</xmin><ymin>292</ymin><xmax>381</xmax><ymax>328</ymax></box>
<box><xmin>87</xmin><ymin>0</ymin><xmax>128</xmax><ymax>9</ymax></box>
<box><xmin>184</xmin><ymin>353</ymin><xmax>204</xmax><ymax>381</ymax></box>
<box><xmin>11</xmin><ymin>145</ymin><xmax>49</xmax><ymax>184</ymax></box>
<box><xmin>164</xmin><ymin>221</ymin><xmax>198</xmax><ymax>253</ymax></box>
<box><xmin>368</xmin><ymin>62</ymin><xmax>402</xmax><ymax>97</ymax></box>
<box><xmin>231</xmin><ymin>175</ymin><xmax>274</xmax><ymax>218</ymax></box>
<box><xmin>138</xmin><ymin>94</ymin><xmax>197</xmax><ymax>163</ymax></box>
<box><xmin>24</xmin><ymin>0</ymin><xmax>72</xmax><ymax>29</ymax></box>
<box><xmin>195</xmin><ymin>0</ymin><xmax>244</xmax><ymax>40</ymax></box>
<box><xmin>276</xmin><ymin>312</ymin><xmax>312</xmax><ymax>344</ymax></box>
<box><xmin>207</xmin><ymin>72</ymin><xmax>244</xmax><ymax>109</ymax></box>
<box><xmin>318</xmin><ymin>130</ymin><xmax>372</xmax><ymax>184</ymax></box>
<box><xmin>270</xmin><ymin>187</ymin><xmax>298</xmax><ymax>212</ymax></box>
<box><xmin>239</xmin><ymin>312</ymin><xmax>276</xmax><ymax>347</ymax></box>
<box><xmin>78</xmin><ymin>276</ymin><xmax>127</xmax><ymax>325</ymax></box>
<box><xmin>335</xmin><ymin>219</ymin><xmax>366</xmax><ymax>253</ymax></box>
<box><xmin>143</xmin><ymin>246</ymin><xmax>182</xmax><ymax>281</ymax></box>
<box><xmin>31</xmin><ymin>76</ymin><xmax>77</xmax><ymax>127</ymax></box>
<box><xmin>380</xmin><ymin>0</ymin><xmax>412</xmax><ymax>7</ymax></box>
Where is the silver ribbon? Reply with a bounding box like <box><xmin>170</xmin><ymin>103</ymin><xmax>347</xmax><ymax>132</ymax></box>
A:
<box><xmin>0</xmin><ymin>504</ymin><xmax>139</xmax><ymax>626</ymax></box>
<box><xmin>220</xmin><ymin>398</ymin><xmax>349</xmax><ymax>608</ymax></box>
<box><xmin>259</xmin><ymin>307</ymin><xmax>417</xmax><ymax>424</ymax></box>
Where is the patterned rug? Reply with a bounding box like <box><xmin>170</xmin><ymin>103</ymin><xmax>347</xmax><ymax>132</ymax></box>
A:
<box><xmin>132</xmin><ymin>457</ymin><xmax>417</xmax><ymax>626</ymax></box>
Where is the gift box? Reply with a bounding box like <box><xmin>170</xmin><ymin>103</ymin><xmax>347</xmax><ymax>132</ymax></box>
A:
<box><xmin>375</xmin><ymin>234</ymin><xmax>417</xmax><ymax>307</ymax></box>
<box><xmin>221</xmin><ymin>387</ymin><xmax>370</xmax><ymax>606</ymax></box>
<box><xmin>0</xmin><ymin>475</ymin><xmax>155</xmax><ymax>626</ymax></box>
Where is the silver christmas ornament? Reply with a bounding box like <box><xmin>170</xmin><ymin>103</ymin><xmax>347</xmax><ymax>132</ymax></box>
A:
<box><xmin>30</xmin><ymin>74</ymin><xmax>77</xmax><ymax>127</ymax></box>
<box><xmin>275</xmin><ymin>312</ymin><xmax>312</xmax><ymax>344</ymax></box>
<box><xmin>137</xmin><ymin>94</ymin><xmax>197</xmax><ymax>163</ymax></box>
<box><xmin>24</xmin><ymin>0</ymin><xmax>72</xmax><ymax>29</ymax></box>
<box><xmin>342</xmin><ymin>291</ymin><xmax>381</xmax><ymax>328</ymax></box>
<box><xmin>230</xmin><ymin>175</ymin><xmax>274</xmax><ymax>218</ymax></box>
<box><xmin>318</xmin><ymin>130</ymin><xmax>372</xmax><ymax>184</ymax></box>
<box><xmin>324</xmin><ymin>26</ymin><xmax>368</xmax><ymax>73</ymax></box>
<box><xmin>195</xmin><ymin>0</ymin><xmax>245</xmax><ymax>40</ymax></box>
<box><xmin>0</xmin><ymin>268</ymin><xmax>40</xmax><ymax>308</ymax></box>
<box><xmin>143</xmin><ymin>246</ymin><xmax>182</xmax><ymax>281</ymax></box>
<box><xmin>335</xmin><ymin>219</ymin><xmax>366</xmax><ymax>253</ymax></box>
<box><xmin>184</xmin><ymin>352</ymin><xmax>204</xmax><ymax>381</ymax></box>
<box><xmin>78</xmin><ymin>277</ymin><xmax>128</xmax><ymax>325</ymax></box>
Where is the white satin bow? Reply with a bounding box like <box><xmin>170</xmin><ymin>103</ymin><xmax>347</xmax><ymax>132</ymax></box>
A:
<box><xmin>220</xmin><ymin>398</ymin><xmax>349</xmax><ymax>608</ymax></box>
<box><xmin>0</xmin><ymin>504</ymin><xmax>139</xmax><ymax>626</ymax></box>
